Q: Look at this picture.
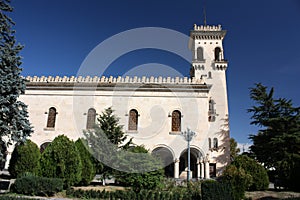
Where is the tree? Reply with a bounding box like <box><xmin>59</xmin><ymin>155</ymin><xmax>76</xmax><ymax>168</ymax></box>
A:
<box><xmin>0</xmin><ymin>0</ymin><xmax>32</xmax><ymax>161</ymax></box>
<box><xmin>39</xmin><ymin>135</ymin><xmax>82</xmax><ymax>188</ymax></box>
<box><xmin>75</xmin><ymin>138</ymin><xmax>96</xmax><ymax>186</ymax></box>
<box><xmin>221</xmin><ymin>164</ymin><xmax>252</xmax><ymax>200</ymax></box>
<box><xmin>248</xmin><ymin>83</ymin><xmax>300</xmax><ymax>190</ymax></box>
<box><xmin>8</xmin><ymin>140</ymin><xmax>40</xmax><ymax>178</ymax></box>
<box><xmin>85</xmin><ymin>107</ymin><xmax>132</xmax><ymax>185</ymax></box>
<box><xmin>115</xmin><ymin>145</ymin><xmax>164</xmax><ymax>192</ymax></box>
<box><xmin>229</xmin><ymin>138</ymin><xmax>240</xmax><ymax>161</ymax></box>
<box><xmin>231</xmin><ymin>155</ymin><xmax>269</xmax><ymax>191</ymax></box>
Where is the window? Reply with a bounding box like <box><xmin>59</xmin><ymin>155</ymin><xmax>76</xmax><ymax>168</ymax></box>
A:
<box><xmin>128</xmin><ymin>109</ymin><xmax>138</xmax><ymax>131</ymax></box>
<box><xmin>208</xmin><ymin>71</ymin><xmax>212</xmax><ymax>79</ymax></box>
<box><xmin>208</xmin><ymin>99</ymin><xmax>216</xmax><ymax>122</ymax></box>
<box><xmin>197</xmin><ymin>47</ymin><xmax>204</xmax><ymax>61</ymax></box>
<box><xmin>86</xmin><ymin>108</ymin><xmax>96</xmax><ymax>129</ymax></box>
<box><xmin>213</xmin><ymin>138</ymin><xmax>218</xmax><ymax>149</ymax></box>
<box><xmin>208</xmin><ymin>138</ymin><xmax>212</xmax><ymax>149</ymax></box>
<box><xmin>214</xmin><ymin>47</ymin><xmax>221</xmax><ymax>61</ymax></box>
<box><xmin>46</xmin><ymin>107</ymin><xmax>57</xmax><ymax>128</ymax></box>
<box><xmin>171</xmin><ymin>110</ymin><xmax>181</xmax><ymax>132</ymax></box>
<box><xmin>209</xmin><ymin>163</ymin><xmax>216</xmax><ymax>178</ymax></box>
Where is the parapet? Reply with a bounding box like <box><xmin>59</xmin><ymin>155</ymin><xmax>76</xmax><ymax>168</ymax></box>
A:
<box><xmin>24</xmin><ymin>75</ymin><xmax>205</xmax><ymax>84</ymax></box>
<box><xmin>193</xmin><ymin>24</ymin><xmax>222</xmax><ymax>31</ymax></box>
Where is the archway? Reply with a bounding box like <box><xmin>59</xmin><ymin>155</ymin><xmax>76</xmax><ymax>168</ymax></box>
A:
<box><xmin>151</xmin><ymin>146</ymin><xmax>174</xmax><ymax>177</ymax></box>
<box><xmin>179</xmin><ymin>148</ymin><xmax>203</xmax><ymax>179</ymax></box>
<box><xmin>40</xmin><ymin>142</ymin><xmax>51</xmax><ymax>153</ymax></box>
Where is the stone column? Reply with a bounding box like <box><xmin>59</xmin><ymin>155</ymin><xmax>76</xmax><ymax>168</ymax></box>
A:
<box><xmin>197</xmin><ymin>160</ymin><xmax>201</xmax><ymax>179</ymax></box>
<box><xmin>174</xmin><ymin>158</ymin><xmax>180</xmax><ymax>179</ymax></box>
<box><xmin>205</xmin><ymin>161</ymin><xmax>210</xmax><ymax>179</ymax></box>
<box><xmin>200</xmin><ymin>162</ymin><xmax>204</xmax><ymax>179</ymax></box>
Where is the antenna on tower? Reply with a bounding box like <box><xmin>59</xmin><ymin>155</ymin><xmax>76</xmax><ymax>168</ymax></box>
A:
<box><xmin>203</xmin><ymin>0</ymin><xmax>207</xmax><ymax>26</ymax></box>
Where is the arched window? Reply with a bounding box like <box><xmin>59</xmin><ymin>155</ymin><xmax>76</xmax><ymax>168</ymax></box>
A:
<box><xmin>197</xmin><ymin>47</ymin><xmax>204</xmax><ymax>61</ymax></box>
<box><xmin>171</xmin><ymin>110</ymin><xmax>181</xmax><ymax>132</ymax></box>
<box><xmin>208</xmin><ymin>138</ymin><xmax>212</xmax><ymax>149</ymax></box>
<box><xmin>40</xmin><ymin>142</ymin><xmax>51</xmax><ymax>153</ymax></box>
<box><xmin>208</xmin><ymin>71</ymin><xmax>212</xmax><ymax>79</ymax></box>
<box><xmin>86</xmin><ymin>108</ymin><xmax>96</xmax><ymax>129</ymax></box>
<box><xmin>214</xmin><ymin>47</ymin><xmax>221</xmax><ymax>61</ymax></box>
<box><xmin>46</xmin><ymin>107</ymin><xmax>57</xmax><ymax>128</ymax></box>
<box><xmin>128</xmin><ymin>109</ymin><xmax>138</xmax><ymax>131</ymax></box>
<box><xmin>213</xmin><ymin>138</ymin><xmax>218</xmax><ymax>149</ymax></box>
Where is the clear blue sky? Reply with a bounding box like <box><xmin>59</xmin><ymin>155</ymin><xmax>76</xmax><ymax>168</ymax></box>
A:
<box><xmin>10</xmin><ymin>0</ymin><xmax>300</xmax><ymax>144</ymax></box>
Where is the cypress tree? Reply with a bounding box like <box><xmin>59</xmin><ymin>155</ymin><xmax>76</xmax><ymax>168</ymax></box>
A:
<box><xmin>0</xmin><ymin>0</ymin><xmax>32</xmax><ymax>161</ymax></box>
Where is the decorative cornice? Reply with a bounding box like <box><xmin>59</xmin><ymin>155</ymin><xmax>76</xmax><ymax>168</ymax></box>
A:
<box><xmin>24</xmin><ymin>75</ymin><xmax>204</xmax><ymax>85</ymax></box>
<box><xmin>24</xmin><ymin>76</ymin><xmax>211</xmax><ymax>93</ymax></box>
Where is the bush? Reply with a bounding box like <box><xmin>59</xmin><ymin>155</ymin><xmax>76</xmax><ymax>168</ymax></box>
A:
<box><xmin>75</xmin><ymin>138</ymin><xmax>96</xmax><ymax>186</ymax></box>
<box><xmin>11</xmin><ymin>175</ymin><xmax>63</xmax><ymax>196</ymax></box>
<box><xmin>221</xmin><ymin>165</ymin><xmax>252</xmax><ymax>200</ymax></box>
<box><xmin>66</xmin><ymin>188</ymin><xmax>200</xmax><ymax>200</ymax></box>
<box><xmin>8</xmin><ymin>140</ymin><xmax>40</xmax><ymax>178</ymax></box>
<box><xmin>39</xmin><ymin>135</ymin><xmax>82</xmax><ymax>188</ymax></box>
<box><xmin>201</xmin><ymin>180</ymin><xmax>233</xmax><ymax>200</ymax></box>
<box><xmin>232</xmin><ymin>155</ymin><xmax>269</xmax><ymax>191</ymax></box>
<box><xmin>115</xmin><ymin>145</ymin><xmax>164</xmax><ymax>192</ymax></box>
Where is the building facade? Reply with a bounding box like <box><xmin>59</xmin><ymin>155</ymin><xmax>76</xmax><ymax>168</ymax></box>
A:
<box><xmin>6</xmin><ymin>24</ymin><xmax>230</xmax><ymax>179</ymax></box>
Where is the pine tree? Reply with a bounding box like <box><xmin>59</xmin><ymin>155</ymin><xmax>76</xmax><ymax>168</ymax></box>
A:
<box><xmin>85</xmin><ymin>107</ymin><xmax>132</xmax><ymax>185</ymax></box>
<box><xmin>0</xmin><ymin>0</ymin><xmax>32</xmax><ymax>161</ymax></box>
<box><xmin>248</xmin><ymin>83</ymin><xmax>300</xmax><ymax>190</ymax></box>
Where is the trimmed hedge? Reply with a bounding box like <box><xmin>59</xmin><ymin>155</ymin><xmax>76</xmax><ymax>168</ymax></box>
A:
<box><xmin>66</xmin><ymin>187</ymin><xmax>200</xmax><ymax>200</ymax></box>
<box><xmin>8</xmin><ymin>140</ymin><xmax>40</xmax><ymax>178</ymax></box>
<box><xmin>11</xmin><ymin>175</ymin><xmax>63</xmax><ymax>196</ymax></box>
<box><xmin>39</xmin><ymin>135</ymin><xmax>82</xmax><ymax>188</ymax></box>
<box><xmin>201</xmin><ymin>180</ymin><xmax>233</xmax><ymax>200</ymax></box>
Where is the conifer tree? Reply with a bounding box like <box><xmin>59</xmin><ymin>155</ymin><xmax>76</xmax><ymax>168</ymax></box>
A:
<box><xmin>85</xmin><ymin>107</ymin><xmax>132</xmax><ymax>185</ymax></box>
<box><xmin>0</xmin><ymin>0</ymin><xmax>32</xmax><ymax>161</ymax></box>
<box><xmin>248</xmin><ymin>83</ymin><xmax>300</xmax><ymax>191</ymax></box>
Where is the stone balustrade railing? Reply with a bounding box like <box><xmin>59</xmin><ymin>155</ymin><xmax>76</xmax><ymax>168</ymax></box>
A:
<box><xmin>24</xmin><ymin>76</ymin><xmax>204</xmax><ymax>84</ymax></box>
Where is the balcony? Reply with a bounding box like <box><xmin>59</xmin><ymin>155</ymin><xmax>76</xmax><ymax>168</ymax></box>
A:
<box><xmin>213</xmin><ymin>59</ymin><xmax>228</xmax><ymax>70</ymax></box>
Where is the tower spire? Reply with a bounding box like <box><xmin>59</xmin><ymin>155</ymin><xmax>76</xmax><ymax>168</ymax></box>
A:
<box><xmin>203</xmin><ymin>0</ymin><xmax>207</xmax><ymax>26</ymax></box>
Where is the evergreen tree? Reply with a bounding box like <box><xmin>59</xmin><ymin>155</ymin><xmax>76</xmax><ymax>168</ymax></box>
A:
<box><xmin>40</xmin><ymin>135</ymin><xmax>82</xmax><ymax>188</ymax></box>
<box><xmin>85</xmin><ymin>107</ymin><xmax>132</xmax><ymax>185</ymax></box>
<box><xmin>8</xmin><ymin>140</ymin><xmax>40</xmax><ymax>178</ymax></box>
<box><xmin>248</xmin><ymin>83</ymin><xmax>300</xmax><ymax>190</ymax></box>
<box><xmin>0</xmin><ymin>0</ymin><xmax>32</xmax><ymax>161</ymax></box>
<box><xmin>75</xmin><ymin>138</ymin><xmax>96</xmax><ymax>186</ymax></box>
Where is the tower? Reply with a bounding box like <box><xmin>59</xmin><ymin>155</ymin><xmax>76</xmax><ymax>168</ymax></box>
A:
<box><xmin>189</xmin><ymin>24</ymin><xmax>230</xmax><ymax>175</ymax></box>
<box><xmin>189</xmin><ymin>24</ymin><xmax>228</xmax><ymax>80</ymax></box>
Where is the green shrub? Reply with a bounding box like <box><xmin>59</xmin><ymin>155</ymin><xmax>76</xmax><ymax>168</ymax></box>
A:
<box><xmin>75</xmin><ymin>138</ymin><xmax>96</xmax><ymax>186</ymax></box>
<box><xmin>201</xmin><ymin>179</ymin><xmax>233</xmax><ymax>200</ymax></box>
<box><xmin>11</xmin><ymin>175</ymin><xmax>63</xmax><ymax>196</ymax></box>
<box><xmin>232</xmin><ymin>155</ymin><xmax>269</xmax><ymax>191</ymax></box>
<box><xmin>8</xmin><ymin>140</ymin><xmax>40</xmax><ymax>178</ymax></box>
<box><xmin>221</xmin><ymin>165</ymin><xmax>252</xmax><ymax>200</ymax></box>
<box><xmin>115</xmin><ymin>145</ymin><xmax>164</xmax><ymax>192</ymax></box>
<box><xmin>39</xmin><ymin>135</ymin><xmax>82</xmax><ymax>188</ymax></box>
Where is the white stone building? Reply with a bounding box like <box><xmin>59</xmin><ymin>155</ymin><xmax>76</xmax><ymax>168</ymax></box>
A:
<box><xmin>6</xmin><ymin>24</ymin><xmax>230</xmax><ymax>179</ymax></box>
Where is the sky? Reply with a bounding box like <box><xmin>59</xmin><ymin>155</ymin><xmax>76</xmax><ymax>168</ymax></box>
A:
<box><xmin>8</xmin><ymin>0</ymin><xmax>300</xmax><ymax>145</ymax></box>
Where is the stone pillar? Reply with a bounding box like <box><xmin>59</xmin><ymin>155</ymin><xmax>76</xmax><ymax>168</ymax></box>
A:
<box><xmin>200</xmin><ymin>162</ymin><xmax>204</xmax><ymax>179</ymax></box>
<box><xmin>197</xmin><ymin>160</ymin><xmax>201</xmax><ymax>179</ymax></box>
<box><xmin>174</xmin><ymin>158</ymin><xmax>180</xmax><ymax>179</ymax></box>
<box><xmin>205</xmin><ymin>161</ymin><xmax>210</xmax><ymax>179</ymax></box>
